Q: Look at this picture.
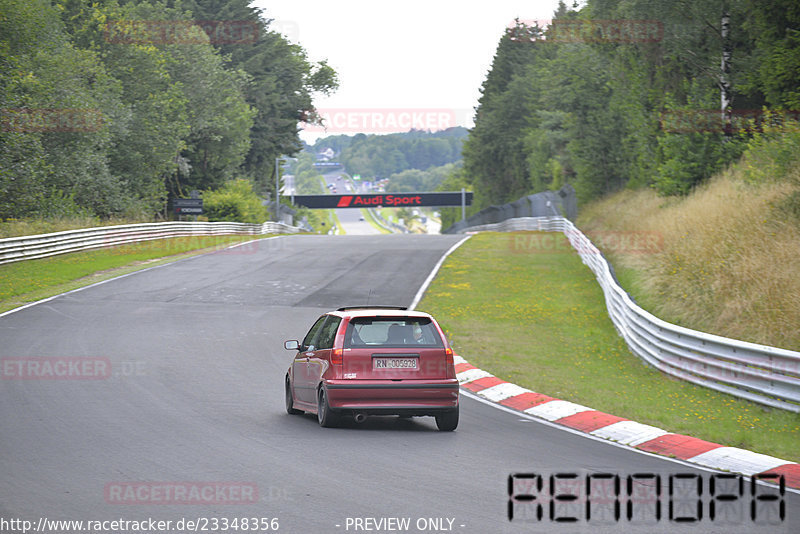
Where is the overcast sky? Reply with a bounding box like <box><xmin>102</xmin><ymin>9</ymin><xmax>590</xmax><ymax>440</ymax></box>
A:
<box><xmin>255</xmin><ymin>0</ymin><xmax>566</xmax><ymax>142</ymax></box>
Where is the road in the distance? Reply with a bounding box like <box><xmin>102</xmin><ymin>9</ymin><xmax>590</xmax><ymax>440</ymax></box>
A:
<box><xmin>322</xmin><ymin>171</ymin><xmax>379</xmax><ymax>235</ymax></box>
<box><xmin>0</xmin><ymin>234</ymin><xmax>796</xmax><ymax>534</ymax></box>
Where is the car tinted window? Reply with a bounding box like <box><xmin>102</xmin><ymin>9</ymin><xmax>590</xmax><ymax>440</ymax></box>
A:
<box><xmin>344</xmin><ymin>317</ymin><xmax>443</xmax><ymax>348</ymax></box>
<box><xmin>302</xmin><ymin>316</ymin><xmax>328</xmax><ymax>350</ymax></box>
<box><xmin>316</xmin><ymin>316</ymin><xmax>342</xmax><ymax>350</ymax></box>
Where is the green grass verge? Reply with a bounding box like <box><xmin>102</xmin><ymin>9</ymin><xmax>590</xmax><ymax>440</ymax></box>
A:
<box><xmin>313</xmin><ymin>177</ymin><xmax>345</xmax><ymax>234</ymax></box>
<box><xmin>0</xmin><ymin>235</ymin><xmax>277</xmax><ymax>314</ymax></box>
<box><xmin>329</xmin><ymin>209</ymin><xmax>345</xmax><ymax>235</ymax></box>
<box><xmin>378</xmin><ymin>207</ymin><xmax>398</xmax><ymax>223</ymax></box>
<box><xmin>361</xmin><ymin>208</ymin><xmax>392</xmax><ymax>234</ymax></box>
<box><xmin>418</xmin><ymin>231</ymin><xmax>800</xmax><ymax>462</ymax></box>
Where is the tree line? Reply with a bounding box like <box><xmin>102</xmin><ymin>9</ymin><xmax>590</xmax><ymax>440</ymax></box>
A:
<box><xmin>455</xmin><ymin>0</ymin><xmax>800</xmax><ymax>215</ymax></box>
<box><xmin>0</xmin><ymin>0</ymin><xmax>337</xmax><ymax>221</ymax></box>
<box><xmin>384</xmin><ymin>163</ymin><xmax>461</xmax><ymax>193</ymax></box>
<box><xmin>311</xmin><ymin>128</ymin><xmax>468</xmax><ymax>179</ymax></box>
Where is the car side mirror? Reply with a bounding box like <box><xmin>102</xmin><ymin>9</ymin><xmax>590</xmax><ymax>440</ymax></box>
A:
<box><xmin>284</xmin><ymin>340</ymin><xmax>300</xmax><ymax>351</ymax></box>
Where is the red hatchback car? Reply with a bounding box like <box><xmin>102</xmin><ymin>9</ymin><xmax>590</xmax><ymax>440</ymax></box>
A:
<box><xmin>284</xmin><ymin>306</ymin><xmax>459</xmax><ymax>430</ymax></box>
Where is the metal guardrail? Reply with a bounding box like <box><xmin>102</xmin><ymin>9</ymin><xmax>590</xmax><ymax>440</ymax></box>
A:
<box><xmin>366</xmin><ymin>208</ymin><xmax>404</xmax><ymax>234</ymax></box>
<box><xmin>0</xmin><ymin>221</ymin><xmax>305</xmax><ymax>265</ymax></box>
<box><xmin>457</xmin><ymin>216</ymin><xmax>800</xmax><ymax>413</ymax></box>
<box><xmin>443</xmin><ymin>184</ymin><xmax>577</xmax><ymax>234</ymax></box>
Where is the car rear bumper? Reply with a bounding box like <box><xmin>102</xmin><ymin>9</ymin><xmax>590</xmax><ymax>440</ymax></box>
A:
<box><xmin>324</xmin><ymin>379</ymin><xmax>459</xmax><ymax>414</ymax></box>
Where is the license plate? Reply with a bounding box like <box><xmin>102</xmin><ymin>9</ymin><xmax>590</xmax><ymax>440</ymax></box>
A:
<box><xmin>374</xmin><ymin>358</ymin><xmax>417</xmax><ymax>369</ymax></box>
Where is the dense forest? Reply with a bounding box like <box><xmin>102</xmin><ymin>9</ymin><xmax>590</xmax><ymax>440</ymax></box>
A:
<box><xmin>5</xmin><ymin>0</ymin><xmax>798</xmax><ymax>226</ymax></box>
<box><xmin>311</xmin><ymin>127</ymin><xmax>468</xmax><ymax>179</ymax></box>
<box><xmin>0</xmin><ymin>0</ymin><xmax>336</xmax><ymax>221</ymax></box>
<box><xmin>384</xmin><ymin>163</ymin><xmax>461</xmax><ymax>193</ymax></box>
<box><xmin>451</xmin><ymin>0</ymin><xmax>800</xmax><ymax>218</ymax></box>
<box><xmin>307</xmin><ymin>128</ymin><xmax>467</xmax><ymax>194</ymax></box>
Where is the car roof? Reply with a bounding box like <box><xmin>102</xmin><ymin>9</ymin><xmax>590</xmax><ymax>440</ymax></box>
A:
<box><xmin>328</xmin><ymin>307</ymin><xmax>433</xmax><ymax>319</ymax></box>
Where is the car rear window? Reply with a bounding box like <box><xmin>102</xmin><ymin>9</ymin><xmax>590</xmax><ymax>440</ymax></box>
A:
<box><xmin>344</xmin><ymin>317</ymin><xmax>444</xmax><ymax>348</ymax></box>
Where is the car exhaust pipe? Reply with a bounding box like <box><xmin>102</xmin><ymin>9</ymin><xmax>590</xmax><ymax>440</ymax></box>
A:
<box><xmin>353</xmin><ymin>412</ymin><xmax>367</xmax><ymax>424</ymax></box>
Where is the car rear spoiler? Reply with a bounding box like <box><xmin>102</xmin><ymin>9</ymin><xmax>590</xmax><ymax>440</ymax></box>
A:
<box><xmin>336</xmin><ymin>306</ymin><xmax>408</xmax><ymax>311</ymax></box>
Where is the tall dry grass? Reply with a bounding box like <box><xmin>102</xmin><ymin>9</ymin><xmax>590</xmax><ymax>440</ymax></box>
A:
<box><xmin>578</xmin><ymin>169</ymin><xmax>800</xmax><ymax>351</ymax></box>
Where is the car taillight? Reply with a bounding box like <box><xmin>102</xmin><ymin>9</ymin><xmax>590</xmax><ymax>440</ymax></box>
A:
<box><xmin>445</xmin><ymin>347</ymin><xmax>455</xmax><ymax>377</ymax></box>
<box><xmin>331</xmin><ymin>348</ymin><xmax>343</xmax><ymax>365</ymax></box>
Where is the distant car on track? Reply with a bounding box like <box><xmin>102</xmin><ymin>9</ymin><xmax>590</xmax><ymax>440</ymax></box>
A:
<box><xmin>284</xmin><ymin>306</ymin><xmax>459</xmax><ymax>430</ymax></box>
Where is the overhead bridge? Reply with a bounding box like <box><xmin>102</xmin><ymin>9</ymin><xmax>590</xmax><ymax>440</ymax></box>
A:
<box><xmin>292</xmin><ymin>191</ymin><xmax>473</xmax><ymax>209</ymax></box>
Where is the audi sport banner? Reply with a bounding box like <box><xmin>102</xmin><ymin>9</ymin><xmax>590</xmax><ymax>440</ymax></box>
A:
<box><xmin>291</xmin><ymin>191</ymin><xmax>473</xmax><ymax>209</ymax></box>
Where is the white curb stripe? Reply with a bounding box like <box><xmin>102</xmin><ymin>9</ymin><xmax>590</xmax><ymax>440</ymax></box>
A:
<box><xmin>453</xmin><ymin>356</ymin><xmax>799</xmax><ymax>493</ymax></box>
<box><xmin>524</xmin><ymin>400</ymin><xmax>591</xmax><ymax>421</ymax></box>
<box><xmin>462</xmin><ymin>389</ymin><xmax>800</xmax><ymax>496</ymax></box>
<box><xmin>590</xmin><ymin>420</ymin><xmax>668</xmax><ymax>446</ymax></box>
<box><xmin>453</xmin><ymin>355</ymin><xmax>467</xmax><ymax>365</ymax></box>
<box><xmin>456</xmin><ymin>368</ymin><xmax>493</xmax><ymax>384</ymax></box>
<box><xmin>687</xmin><ymin>447</ymin><xmax>792</xmax><ymax>476</ymax></box>
<box><xmin>478</xmin><ymin>382</ymin><xmax>531</xmax><ymax>402</ymax></box>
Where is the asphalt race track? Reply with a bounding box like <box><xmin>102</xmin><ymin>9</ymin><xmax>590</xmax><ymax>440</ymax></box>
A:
<box><xmin>321</xmin><ymin>171</ymin><xmax>380</xmax><ymax>235</ymax></box>
<box><xmin>1</xmin><ymin>234</ymin><xmax>797</xmax><ymax>533</ymax></box>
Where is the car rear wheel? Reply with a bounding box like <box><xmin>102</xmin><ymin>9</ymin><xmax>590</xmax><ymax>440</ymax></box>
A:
<box><xmin>317</xmin><ymin>388</ymin><xmax>339</xmax><ymax>428</ymax></box>
<box><xmin>435</xmin><ymin>406</ymin><xmax>459</xmax><ymax>431</ymax></box>
<box><xmin>285</xmin><ymin>376</ymin><xmax>301</xmax><ymax>415</ymax></box>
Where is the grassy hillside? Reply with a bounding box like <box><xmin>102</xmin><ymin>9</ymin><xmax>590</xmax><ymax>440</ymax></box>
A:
<box><xmin>420</xmin><ymin>232</ymin><xmax>799</xmax><ymax>462</ymax></box>
<box><xmin>577</xmin><ymin>127</ymin><xmax>800</xmax><ymax>351</ymax></box>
